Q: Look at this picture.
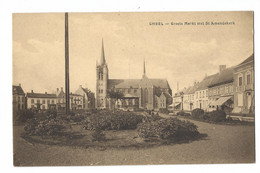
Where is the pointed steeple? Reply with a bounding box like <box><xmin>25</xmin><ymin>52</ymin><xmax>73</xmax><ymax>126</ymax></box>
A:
<box><xmin>99</xmin><ymin>38</ymin><xmax>106</xmax><ymax>66</ymax></box>
<box><xmin>142</xmin><ymin>59</ymin><xmax>146</xmax><ymax>78</ymax></box>
<box><xmin>143</xmin><ymin>59</ymin><xmax>146</xmax><ymax>75</ymax></box>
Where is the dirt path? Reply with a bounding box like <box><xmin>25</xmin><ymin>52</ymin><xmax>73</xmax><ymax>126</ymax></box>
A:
<box><xmin>13</xmin><ymin>116</ymin><xmax>255</xmax><ymax>166</ymax></box>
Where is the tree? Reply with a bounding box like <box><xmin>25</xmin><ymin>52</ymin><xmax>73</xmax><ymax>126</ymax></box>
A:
<box><xmin>107</xmin><ymin>90</ymin><xmax>124</xmax><ymax>111</ymax></box>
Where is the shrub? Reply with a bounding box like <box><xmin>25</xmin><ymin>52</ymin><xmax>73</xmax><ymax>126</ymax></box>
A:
<box><xmin>191</xmin><ymin>108</ymin><xmax>204</xmax><ymax>119</ymax></box>
<box><xmin>176</xmin><ymin>111</ymin><xmax>185</xmax><ymax>116</ymax></box>
<box><xmin>208</xmin><ymin>110</ymin><xmax>226</xmax><ymax>122</ymax></box>
<box><xmin>84</xmin><ymin>110</ymin><xmax>144</xmax><ymax>130</ymax></box>
<box><xmin>137</xmin><ymin>118</ymin><xmax>200</xmax><ymax>140</ymax></box>
<box><xmin>46</xmin><ymin>109</ymin><xmax>57</xmax><ymax>117</ymax></box>
<box><xmin>15</xmin><ymin>109</ymin><xmax>35</xmax><ymax>123</ymax></box>
<box><xmin>177</xmin><ymin>111</ymin><xmax>191</xmax><ymax>117</ymax></box>
<box><xmin>24</xmin><ymin>114</ymin><xmax>69</xmax><ymax>137</ymax></box>
<box><xmin>159</xmin><ymin>108</ymin><xmax>169</xmax><ymax>114</ymax></box>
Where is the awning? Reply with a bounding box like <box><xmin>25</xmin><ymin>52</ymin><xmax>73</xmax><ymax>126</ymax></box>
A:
<box><xmin>174</xmin><ymin>102</ymin><xmax>181</xmax><ymax>107</ymax></box>
<box><xmin>210</xmin><ymin>96</ymin><xmax>232</xmax><ymax>106</ymax></box>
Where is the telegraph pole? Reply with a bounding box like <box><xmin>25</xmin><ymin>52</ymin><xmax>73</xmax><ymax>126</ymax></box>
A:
<box><xmin>65</xmin><ymin>12</ymin><xmax>70</xmax><ymax>114</ymax></box>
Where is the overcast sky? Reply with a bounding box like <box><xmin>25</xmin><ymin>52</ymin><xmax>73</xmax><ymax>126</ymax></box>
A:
<box><xmin>13</xmin><ymin>12</ymin><xmax>253</xmax><ymax>94</ymax></box>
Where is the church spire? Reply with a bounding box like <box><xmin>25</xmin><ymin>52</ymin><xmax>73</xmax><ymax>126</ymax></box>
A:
<box><xmin>142</xmin><ymin>59</ymin><xmax>146</xmax><ymax>78</ymax></box>
<box><xmin>99</xmin><ymin>38</ymin><xmax>106</xmax><ymax>66</ymax></box>
<box><xmin>143</xmin><ymin>59</ymin><xmax>146</xmax><ymax>75</ymax></box>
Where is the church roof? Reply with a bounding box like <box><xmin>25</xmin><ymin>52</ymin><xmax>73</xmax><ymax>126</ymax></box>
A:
<box><xmin>108</xmin><ymin>78</ymin><xmax>171</xmax><ymax>90</ymax></box>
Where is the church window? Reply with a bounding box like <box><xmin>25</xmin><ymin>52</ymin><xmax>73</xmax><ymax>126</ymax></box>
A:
<box><xmin>144</xmin><ymin>88</ymin><xmax>148</xmax><ymax>104</ymax></box>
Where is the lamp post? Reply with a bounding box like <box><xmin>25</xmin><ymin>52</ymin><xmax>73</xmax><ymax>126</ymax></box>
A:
<box><xmin>180</xmin><ymin>92</ymin><xmax>184</xmax><ymax>111</ymax></box>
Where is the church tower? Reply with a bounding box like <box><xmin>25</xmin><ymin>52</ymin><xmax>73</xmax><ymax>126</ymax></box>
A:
<box><xmin>96</xmin><ymin>39</ymin><xmax>109</xmax><ymax>108</ymax></box>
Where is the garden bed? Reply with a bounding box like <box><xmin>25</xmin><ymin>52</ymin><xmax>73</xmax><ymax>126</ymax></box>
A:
<box><xmin>21</xmin><ymin>110</ymin><xmax>206</xmax><ymax>150</ymax></box>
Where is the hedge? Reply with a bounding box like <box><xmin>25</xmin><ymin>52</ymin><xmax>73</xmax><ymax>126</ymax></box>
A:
<box><xmin>191</xmin><ymin>108</ymin><xmax>204</xmax><ymax>119</ymax></box>
<box><xmin>24</xmin><ymin>114</ymin><xmax>70</xmax><ymax>137</ymax></box>
<box><xmin>84</xmin><ymin>110</ymin><xmax>144</xmax><ymax>130</ymax></box>
<box><xmin>137</xmin><ymin>117</ymin><xmax>199</xmax><ymax>140</ymax></box>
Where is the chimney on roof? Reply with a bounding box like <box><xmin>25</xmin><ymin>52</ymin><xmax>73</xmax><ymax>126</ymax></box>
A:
<box><xmin>57</xmin><ymin>88</ymin><xmax>59</xmax><ymax>92</ymax></box>
<box><xmin>45</xmin><ymin>92</ymin><xmax>47</xmax><ymax>94</ymax></box>
<box><xmin>19</xmin><ymin>83</ymin><xmax>21</xmax><ymax>87</ymax></box>
<box><xmin>61</xmin><ymin>87</ymin><xmax>63</xmax><ymax>92</ymax></box>
<box><xmin>219</xmin><ymin>65</ymin><xmax>226</xmax><ymax>73</ymax></box>
<box><xmin>31</xmin><ymin>90</ymin><xmax>33</xmax><ymax>93</ymax></box>
<box><xmin>79</xmin><ymin>85</ymin><xmax>82</xmax><ymax>88</ymax></box>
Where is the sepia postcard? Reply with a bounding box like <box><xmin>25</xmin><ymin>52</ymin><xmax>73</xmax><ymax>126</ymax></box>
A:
<box><xmin>13</xmin><ymin>11</ymin><xmax>255</xmax><ymax>166</ymax></box>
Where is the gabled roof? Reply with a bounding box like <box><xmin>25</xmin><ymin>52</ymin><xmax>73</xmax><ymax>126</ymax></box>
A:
<box><xmin>13</xmin><ymin>85</ymin><xmax>24</xmax><ymax>95</ymax></box>
<box><xmin>81</xmin><ymin>87</ymin><xmax>95</xmax><ymax>98</ymax></box>
<box><xmin>208</xmin><ymin>66</ymin><xmax>234</xmax><ymax>87</ymax></box>
<box><xmin>186</xmin><ymin>84</ymin><xmax>200</xmax><ymax>94</ymax></box>
<box><xmin>27</xmin><ymin>92</ymin><xmax>56</xmax><ymax>98</ymax></box>
<box><xmin>238</xmin><ymin>54</ymin><xmax>254</xmax><ymax>66</ymax></box>
<box><xmin>161</xmin><ymin>92</ymin><xmax>172</xmax><ymax>99</ymax></box>
<box><xmin>108</xmin><ymin>78</ymin><xmax>171</xmax><ymax>90</ymax></box>
<box><xmin>150</xmin><ymin>79</ymin><xmax>171</xmax><ymax>89</ymax></box>
<box><xmin>196</xmin><ymin>73</ymin><xmax>218</xmax><ymax>91</ymax></box>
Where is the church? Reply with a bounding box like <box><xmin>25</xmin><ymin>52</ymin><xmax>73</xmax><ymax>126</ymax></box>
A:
<box><xmin>96</xmin><ymin>40</ymin><xmax>173</xmax><ymax>110</ymax></box>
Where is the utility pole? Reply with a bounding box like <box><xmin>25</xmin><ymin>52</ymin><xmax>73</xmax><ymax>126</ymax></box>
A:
<box><xmin>65</xmin><ymin>12</ymin><xmax>70</xmax><ymax>114</ymax></box>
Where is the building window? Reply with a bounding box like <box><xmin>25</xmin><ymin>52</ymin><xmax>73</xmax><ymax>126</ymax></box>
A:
<box><xmin>239</xmin><ymin>77</ymin><xmax>243</xmax><ymax>86</ymax></box>
<box><xmin>238</xmin><ymin>73</ymin><xmax>243</xmax><ymax>86</ymax></box>
<box><xmin>134</xmin><ymin>89</ymin><xmax>137</xmax><ymax>93</ymax></box>
<box><xmin>31</xmin><ymin>99</ymin><xmax>34</xmax><ymax>104</ymax></box>
<box><xmin>247</xmin><ymin>74</ymin><xmax>251</xmax><ymax>85</ymax></box>
<box><xmin>42</xmin><ymin>100</ymin><xmax>46</xmax><ymax>104</ymax></box>
<box><xmin>22</xmin><ymin>97</ymin><xmax>25</xmax><ymax>102</ymax></box>
<box><xmin>18</xmin><ymin>97</ymin><xmax>20</xmax><ymax>102</ymax></box>
<box><xmin>52</xmin><ymin>100</ymin><xmax>55</xmax><ymax>104</ymax></box>
<box><xmin>47</xmin><ymin>100</ymin><xmax>50</xmax><ymax>104</ymax></box>
<box><xmin>37</xmin><ymin>100</ymin><xmax>40</xmax><ymax>104</ymax></box>
<box><xmin>42</xmin><ymin>105</ymin><xmax>45</xmax><ymax>109</ymax></box>
<box><xmin>101</xmin><ymin>89</ymin><xmax>103</xmax><ymax>94</ymax></box>
<box><xmin>225</xmin><ymin>86</ymin><xmax>228</xmax><ymax>93</ymax></box>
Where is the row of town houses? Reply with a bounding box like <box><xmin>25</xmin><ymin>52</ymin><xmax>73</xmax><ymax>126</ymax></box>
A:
<box><xmin>172</xmin><ymin>54</ymin><xmax>254</xmax><ymax>114</ymax></box>
<box><xmin>13</xmin><ymin>85</ymin><xmax>95</xmax><ymax>113</ymax></box>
